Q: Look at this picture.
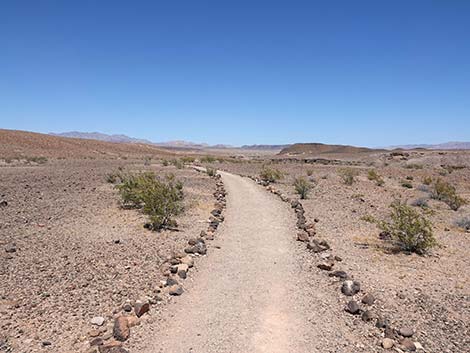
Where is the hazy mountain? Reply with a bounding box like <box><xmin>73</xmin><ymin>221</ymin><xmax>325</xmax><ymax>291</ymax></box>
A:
<box><xmin>279</xmin><ymin>143</ymin><xmax>380</xmax><ymax>155</ymax></box>
<box><xmin>50</xmin><ymin>131</ymin><xmax>153</xmax><ymax>144</ymax></box>
<box><xmin>387</xmin><ymin>142</ymin><xmax>470</xmax><ymax>150</ymax></box>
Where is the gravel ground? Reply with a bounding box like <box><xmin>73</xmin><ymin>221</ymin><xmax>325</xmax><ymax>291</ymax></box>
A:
<box><xmin>210</xmin><ymin>150</ymin><xmax>470</xmax><ymax>352</ymax></box>
<box><xmin>0</xmin><ymin>159</ymin><xmax>216</xmax><ymax>352</ymax></box>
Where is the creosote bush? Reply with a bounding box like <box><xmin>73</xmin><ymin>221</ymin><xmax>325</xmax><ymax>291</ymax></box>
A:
<box><xmin>379</xmin><ymin>200</ymin><xmax>436</xmax><ymax>254</ymax></box>
<box><xmin>116</xmin><ymin>172</ymin><xmax>184</xmax><ymax>230</ymax></box>
<box><xmin>338</xmin><ymin>168</ymin><xmax>358</xmax><ymax>185</ymax></box>
<box><xmin>260</xmin><ymin>167</ymin><xmax>283</xmax><ymax>183</ymax></box>
<box><xmin>367</xmin><ymin>169</ymin><xmax>384</xmax><ymax>186</ymax></box>
<box><xmin>294</xmin><ymin>177</ymin><xmax>312</xmax><ymax>199</ymax></box>
<box><xmin>431</xmin><ymin>178</ymin><xmax>467</xmax><ymax>211</ymax></box>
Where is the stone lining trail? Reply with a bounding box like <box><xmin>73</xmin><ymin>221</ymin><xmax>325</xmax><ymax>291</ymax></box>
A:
<box><xmin>139</xmin><ymin>171</ymin><xmax>314</xmax><ymax>353</ymax></box>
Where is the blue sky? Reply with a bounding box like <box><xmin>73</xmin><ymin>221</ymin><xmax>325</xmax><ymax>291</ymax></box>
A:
<box><xmin>1</xmin><ymin>1</ymin><xmax>469</xmax><ymax>146</ymax></box>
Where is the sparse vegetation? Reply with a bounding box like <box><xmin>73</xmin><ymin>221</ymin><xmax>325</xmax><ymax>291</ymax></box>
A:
<box><xmin>293</xmin><ymin>177</ymin><xmax>312</xmax><ymax>199</ymax></box>
<box><xmin>162</xmin><ymin>159</ymin><xmax>170</xmax><ymax>166</ymax></box>
<box><xmin>26</xmin><ymin>156</ymin><xmax>48</xmax><ymax>164</ymax></box>
<box><xmin>143</xmin><ymin>156</ymin><xmax>152</xmax><ymax>166</ymax></box>
<box><xmin>410</xmin><ymin>197</ymin><xmax>429</xmax><ymax>209</ymax></box>
<box><xmin>367</xmin><ymin>169</ymin><xmax>384</xmax><ymax>186</ymax></box>
<box><xmin>360</xmin><ymin>214</ymin><xmax>377</xmax><ymax>223</ymax></box>
<box><xmin>431</xmin><ymin>178</ymin><xmax>467</xmax><ymax>211</ymax></box>
<box><xmin>115</xmin><ymin>172</ymin><xmax>184</xmax><ymax>230</ymax></box>
<box><xmin>200</xmin><ymin>156</ymin><xmax>216</xmax><ymax>163</ymax></box>
<box><xmin>259</xmin><ymin>167</ymin><xmax>283</xmax><ymax>183</ymax></box>
<box><xmin>306</xmin><ymin>169</ymin><xmax>314</xmax><ymax>176</ymax></box>
<box><xmin>379</xmin><ymin>200</ymin><xmax>436</xmax><ymax>254</ymax></box>
<box><xmin>171</xmin><ymin>158</ymin><xmax>184</xmax><ymax>169</ymax></box>
<box><xmin>338</xmin><ymin>168</ymin><xmax>358</xmax><ymax>185</ymax></box>
<box><xmin>422</xmin><ymin>176</ymin><xmax>433</xmax><ymax>185</ymax></box>
<box><xmin>181</xmin><ymin>156</ymin><xmax>195</xmax><ymax>164</ymax></box>
<box><xmin>405</xmin><ymin>163</ymin><xmax>424</xmax><ymax>170</ymax></box>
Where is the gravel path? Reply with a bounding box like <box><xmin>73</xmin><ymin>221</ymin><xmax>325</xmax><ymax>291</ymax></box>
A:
<box><xmin>140</xmin><ymin>171</ymin><xmax>313</xmax><ymax>352</ymax></box>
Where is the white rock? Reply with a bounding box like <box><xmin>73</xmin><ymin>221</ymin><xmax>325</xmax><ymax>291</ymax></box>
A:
<box><xmin>90</xmin><ymin>316</ymin><xmax>105</xmax><ymax>326</ymax></box>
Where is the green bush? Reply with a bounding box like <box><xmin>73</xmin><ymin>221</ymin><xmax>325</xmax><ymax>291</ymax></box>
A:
<box><xmin>431</xmin><ymin>178</ymin><xmax>467</xmax><ymax>211</ymax></box>
<box><xmin>338</xmin><ymin>168</ymin><xmax>358</xmax><ymax>185</ymax></box>
<box><xmin>293</xmin><ymin>177</ymin><xmax>312</xmax><ymax>199</ymax></box>
<box><xmin>260</xmin><ymin>167</ymin><xmax>283</xmax><ymax>183</ymax></box>
<box><xmin>367</xmin><ymin>169</ymin><xmax>384</xmax><ymax>186</ymax></box>
<box><xmin>379</xmin><ymin>200</ymin><xmax>436</xmax><ymax>254</ymax></box>
<box><xmin>116</xmin><ymin>172</ymin><xmax>184</xmax><ymax>230</ymax></box>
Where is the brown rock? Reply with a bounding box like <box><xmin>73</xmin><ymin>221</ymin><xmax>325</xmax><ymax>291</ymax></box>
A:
<box><xmin>297</xmin><ymin>232</ymin><xmax>309</xmax><ymax>242</ymax></box>
<box><xmin>362</xmin><ymin>293</ymin><xmax>375</xmax><ymax>305</ymax></box>
<box><xmin>113</xmin><ymin>316</ymin><xmax>129</xmax><ymax>342</ymax></box>
<box><xmin>134</xmin><ymin>301</ymin><xmax>150</xmax><ymax>317</ymax></box>
<box><xmin>399</xmin><ymin>327</ymin><xmax>414</xmax><ymax>337</ymax></box>
<box><xmin>126</xmin><ymin>316</ymin><xmax>141</xmax><ymax>328</ymax></box>
<box><xmin>401</xmin><ymin>338</ymin><xmax>416</xmax><ymax>351</ymax></box>
<box><xmin>169</xmin><ymin>284</ymin><xmax>184</xmax><ymax>296</ymax></box>
<box><xmin>382</xmin><ymin>338</ymin><xmax>394</xmax><ymax>349</ymax></box>
<box><xmin>345</xmin><ymin>300</ymin><xmax>361</xmax><ymax>314</ymax></box>
<box><xmin>317</xmin><ymin>261</ymin><xmax>334</xmax><ymax>271</ymax></box>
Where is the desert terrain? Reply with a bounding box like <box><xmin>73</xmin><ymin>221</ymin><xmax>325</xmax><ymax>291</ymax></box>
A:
<box><xmin>1</xmin><ymin>130</ymin><xmax>469</xmax><ymax>353</ymax></box>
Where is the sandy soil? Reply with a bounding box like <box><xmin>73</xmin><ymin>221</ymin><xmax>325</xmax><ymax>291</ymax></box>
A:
<box><xmin>0</xmin><ymin>159</ymin><xmax>216</xmax><ymax>352</ymax></box>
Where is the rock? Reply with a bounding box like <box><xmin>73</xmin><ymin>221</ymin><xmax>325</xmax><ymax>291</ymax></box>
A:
<box><xmin>176</xmin><ymin>264</ymin><xmax>189</xmax><ymax>279</ymax></box>
<box><xmin>297</xmin><ymin>232</ymin><xmax>309</xmax><ymax>242</ymax></box>
<box><xmin>317</xmin><ymin>261</ymin><xmax>334</xmax><ymax>271</ymax></box>
<box><xmin>169</xmin><ymin>258</ymin><xmax>180</xmax><ymax>265</ymax></box>
<box><xmin>399</xmin><ymin>327</ymin><xmax>414</xmax><ymax>338</ymax></box>
<box><xmin>184</xmin><ymin>239</ymin><xmax>207</xmax><ymax>255</ymax></box>
<box><xmin>0</xmin><ymin>200</ymin><xmax>7</xmax><ymax>207</ymax></box>
<box><xmin>180</xmin><ymin>256</ymin><xmax>194</xmax><ymax>268</ymax></box>
<box><xmin>382</xmin><ymin>338</ymin><xmax>394</xmax><ymax>349</ymax></box>
<box><xmin>414</xmin><ymin>342</ymin><xmax>424</xmax><ymax>350</ymax></box>
<box><xmin>113</xmin><ymin>316</ymin><xmax>130</xmax><ymax>341</ymax></box>
<box><xmin>134</xmin><ymin>301</ymin><xmax>150</xmax><ymax>317</ymax></box>
<box><xmin>361</xmin><ymin>293</ymin><xmax>375</xmax><ymax>305</ymax></box>
<box><xmin>334</xmin><ymin>255</ymin><xmax>343</xmax><ymax>262</ymax></box>
<box><xmin>345</xmin><ymin>300</ymin><xmax>360</xmax><ymax>314</ymax></box>
<box><xmin>401</xmin><ymin>338</ymin><xmax>416</xmax><ymax>351</ymax></box>
<box><xmin>107</xmin><ymin>348</ymin><xmax>129</xmax><ymax>353</ymax></box>
<box><xmin>361</xmin><ymin>309</ymin><xmax>375</xmax><ymax>322</ymax></box>
<box><xmin>98</xmin><ymin>340</ymin><xmax>122</xmax><ymax>353</ymax></box>
<box><xmin>90</xmin><ymin>337</ymin><xmax>104</xmax><ymax>346</ymax></box>
<box><xmin>307</xmin><ymin>239</ymin><xmax>329</xmax><ymax>253</ymax></box>
<box><xmin>168</xmin><ymin>284</ymin><xmax>183</xmax><ymax>296</ymax></box>
<box><xmin>42</xmin><ymin>341</ymin><xmax>52</xmax><ymax>346</ymax></box>
<box><xmin>376</xmin><ymin>316</ymin><xmax>389</xmax><ymax>329</ymax></box>
<box><xmin>4</xmin><ymin>243</ymin><xmax>16</xmax><ymax>253</ymax></box>
<box><xmin>329</xmin><ymin>270</ymin><xmax>349</xmax><ymax>280</ymax></box>
<box><xmin>165</xmin><ymin>276</ymin><xmax>179</xmax><ymax>287</ymax></box>
<box><xmin>341</xmin><ymin>280</ymin><xmax>360</xmax><ymax>296</ymax></box>
<box><xmin>90</xmin><ymin>317</ymin><xmax>105</xmax><ymax>326</ymax></box>
<box><xmin>89</xmin><ymin>329</ymin><xmax>101</xmax><ymax>337</ymax></box>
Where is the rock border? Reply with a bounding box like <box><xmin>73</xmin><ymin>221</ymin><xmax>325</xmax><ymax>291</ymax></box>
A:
<box><xmin>248</xmin><ymin>176</ymin><xmax>423</xmax><ymax>352</ymax></box>
<box><xmin>86</xmin><ymin>170</ymin><xmax>227</xmax><ymax>353</ymax></box>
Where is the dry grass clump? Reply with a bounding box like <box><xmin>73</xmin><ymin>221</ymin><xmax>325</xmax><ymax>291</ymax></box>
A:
<box><xmin>367</xmin><ymin>169</ymin><xmax>384</xmax><ymax>186</ymax></box>
<box><xmin>338</xmin><ymin>168</ymin><xmax>358</xmax><ymax>185</ymax></box>
<box><xmin>116</xmin><ymin>172</ymin><xmax>184</xmax><ymax>230</ymax></box>
<box><xmin>293</xmin><ymin>177</ymin><xmax>312</xmax><ymax>199</ymax></box>
<box><xmin>430</xmin><ymin>178</ymin><xmax>467</xmax><ymax>211</ymax></box>
<box><xmin>379</xmin><ymin>200</ymin><xmax>436</xmax><ymax>254</ymax></box>
<box><xmin>260</xmin><ymin>167</ymin><xmax>283</xmax><ymax>183</ymax></box>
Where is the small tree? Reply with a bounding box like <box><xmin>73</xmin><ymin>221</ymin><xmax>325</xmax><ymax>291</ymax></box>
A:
<box><xmin>260</xmin><ymin>167</ymin><xmax>283</xmax><ymax>183</ymax></box>
<box><xmin>379</xmin><ymin>200</ymin><xmax>436</xmax><ymax>254</ymax></box>
<box><xmin>294</xmin><ymin>177</ymin><xmax>312</xmax><ymax>199</ymax></box>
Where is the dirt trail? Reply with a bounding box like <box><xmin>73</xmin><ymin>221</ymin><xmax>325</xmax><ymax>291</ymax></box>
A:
<box><xmin>139</xmin><ymin>171</ymin><xmax>313</xmax><ymax>352</ymax></box>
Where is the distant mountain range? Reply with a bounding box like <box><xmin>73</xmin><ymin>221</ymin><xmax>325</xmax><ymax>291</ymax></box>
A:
<box><xmin>50</xmin><ymin>132</ymin><xmax>470</xmax><ymax>151</ymax></box>
<box><xmin>386</xmin><ymin>142</ymin><xmax>470</xmax><ymax>150</ymax></box>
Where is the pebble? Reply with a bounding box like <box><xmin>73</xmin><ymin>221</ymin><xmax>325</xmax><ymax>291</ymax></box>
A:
<box><xmin>382</xmin><ymin>338</ymin><xmax>394</xmax><ymax>349</ymax></box>
<box><xmin>90</xmin><ymin>316</ymin><xmax>105</xmax><ymax>326</ymax></box>
<box><xmin>399</xmin><ymin>327</ymin><xmax>414</xmax><ymax>337</ymax></box>
<box><xmin>169</xmin><ymin>284</ymin><xmax>184</xmax><ymax>296</ymax></box>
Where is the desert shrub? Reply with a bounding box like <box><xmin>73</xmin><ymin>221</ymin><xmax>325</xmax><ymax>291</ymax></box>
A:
<box><xmin>367</xmin><ymin>169</ymin><xmax>384</xmax><ymax>186</ymax></box>
<box><xmin>116</xmin><ymin>172</ymin><xmax>183</xmax><ymax>230</ymax></box>
<box><xmin>401</xmin><ymin>181</ymin><xmax>413</xmax><ymax>189</ymax></box>
<box><xmin>410</xmin><ymin>197</ymin><xmax>429</xmax><ymax>209</ymax></box>
<box><xmin>181</xmin><ymin>156</ymin><xmax>195</xmax><ymax>164</ymax></box>
<box><xmin>143</xmin><ymin>156</ymin><xmax>152</xmax><ymax>166</ymax></box>
<box><xmin>306</xmin><ymin>169</ymin><xmax>314</xmax><ymax>176</ymax></box>
<box><xmin>26</xmin><ymin>156</ymin><xmax>48</xmax><ymax>164</ymax></box>
<box><xmin>293</xmin><ymin>177</ymin><xmax>312</xmax><ymax>199</ymax></box>
<box><xmin>260</xmin><ymin>167</ymin><xmax>283</xmax><ymax>183</ymax></box>
<box><xmin>456</xmin><ymin>216</ymin><xmax>470</xmax><ymax>231</ymax></box>
<box><xmin>206</xmin><ymin>167</ymin><xmax>217</xmax><ymax>177</ymax></box>
<box><xmin>170</xmin><ymin>158</ymin><xmax>184</xmax><ymax>169</ymax></box>
<box><xmin>106</xmin><ymin>172</ymin><xmax>122</xmax><ymax>184</ymax></box>
<box><xmin>338</xmin><ymin>168</ymin><xmax>358</xmax><ymax>185</ymax></box>
<box><xmin>430</xmin><ymin>178</ymin><xmax>467</xmax><ymax>211</ymax></box>
<box><xmin>162</xmin><ymin>159</ymin><xmax>170</xmax><ymax>166</ymax></box>
<box><xmin>404</xmin><ymin>164</ymin><xmax>423</xmax><ymax>170</ymax></box>
<box><xmin>379</xmin><ymin>200</ymin><xmax>436</xmax><ymax>254</ymax></box>
<box><xmin>200</xmin><ymin>156</ymin><xmax>216</xmax><ymax>163</ymax></box>
<box><xmin>360</xmin><ymin>214</ymin><xmax>377</xmax><ymax>223</ymax></box>
<box><xmin>422</xmin><ymin>176</ymin><xmax>433</xmax><ymax>185</ymax></box>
